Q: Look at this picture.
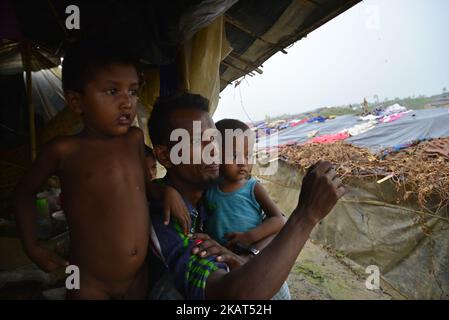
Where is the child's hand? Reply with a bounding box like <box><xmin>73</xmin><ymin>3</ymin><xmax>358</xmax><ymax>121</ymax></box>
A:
<box><xmin>28</xmin><ymin>245</ymin><xmax>69</xmax><ymax>273</ymax></box>
<box><xmin>224</xmin><ymin>232</ymin><xmax>253</xmax><ymax>249</ymax></box>
<box><xmin>163</xmin><ymin>186</ymin><xmax>191</xmax><ymax>234</ymax></box>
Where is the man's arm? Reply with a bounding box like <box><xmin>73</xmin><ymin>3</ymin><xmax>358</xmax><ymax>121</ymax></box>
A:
<box><xmin>205</xmin><ymin>161</ymin><xmax>345</xmax><ymax>299</ymax></box>
<box><xmin>14</xmin><ymin>137</ymin><xmax>69</xmax><ymax>272</ymax></box>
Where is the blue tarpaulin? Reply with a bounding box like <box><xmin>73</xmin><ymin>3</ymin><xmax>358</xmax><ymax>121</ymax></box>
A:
<box><xmin>257</xmin><ymin>108</ymin><xmax>449</xmax><ymax>153</ymax></box>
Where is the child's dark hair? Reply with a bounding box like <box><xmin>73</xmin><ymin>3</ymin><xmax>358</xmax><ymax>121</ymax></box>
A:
<box><xmin>144</xmin><ymin>145</ymin><xmax>155</xmax><ymax>160</ymax></box>
<box><xmin>215</xmin><ymin>119</ymin><xmax>250</xmax><ymax>137</ymax></box>
<box><xmin>148</xmin><ymin>92</ymin><xmax>209</xmax><ymax>146</ymax></box>
<box><xmin>62</xmin><ymin>39</ymin><xmax>142</xmax><ymax>93</ymax></box>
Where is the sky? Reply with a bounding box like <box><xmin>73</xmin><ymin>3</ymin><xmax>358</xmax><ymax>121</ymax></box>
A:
<box><xmin>213</xmin><ymin>0</ymin><xmax>449</xmax><ymax>122</ymax></box>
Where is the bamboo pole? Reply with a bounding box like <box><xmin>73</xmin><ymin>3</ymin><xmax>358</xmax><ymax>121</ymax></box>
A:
<box><xmin>22</xmin><ymin>40</ymin><xmax>36</xmax><ymax>162</ymax></box>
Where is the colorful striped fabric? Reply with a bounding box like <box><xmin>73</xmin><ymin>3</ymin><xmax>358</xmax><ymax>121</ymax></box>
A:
<box><xmin>149</xmin><ymin>178</ymin><xmax>228</xmax><ymax>299</ymax></box>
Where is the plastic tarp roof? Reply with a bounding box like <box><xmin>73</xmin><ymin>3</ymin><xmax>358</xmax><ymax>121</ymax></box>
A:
<box><xmin>347</xmin><ymin>108</ymin><xmax>449</xmax><ymax>152</ymax></box>
<box><xmin>220</xmin><ymin>0</ymin><xmax>361</xmax><ymax>90</ymax></box>
<box><xmin>2</xmin><ymin>0</ymin><xmax>361</xmax><ymax>92</ymax></box>
<box><xmin>0</xmin><ymin>69</ymin><xmax>65</xmax><ymax>148</ymax></box>
<box><xmin>260</xmin><ymin>108</ymin><xmax>449</xmax><ymax>153</ymax></box>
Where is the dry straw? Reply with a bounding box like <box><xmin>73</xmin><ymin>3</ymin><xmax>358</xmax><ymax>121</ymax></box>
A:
<box><xmin>279</xmin><ymin>139</ymin><xmax>449</xmax><ymax>214</ymax></box>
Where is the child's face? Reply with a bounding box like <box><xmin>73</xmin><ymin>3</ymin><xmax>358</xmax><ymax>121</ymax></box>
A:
<box><xmin>70</xmin><ymin>63</ymin><xmax>139</xmax><ymax>136</ymax></box>
<box><xmin>146</xmin><ymin>156</ymin><xmax>157</xmax><ymax>181</ymax></box>
<box><xmin>220</xmin><ymin>137</ymin><xmax>254</xmax><ymax>182</ymax></box>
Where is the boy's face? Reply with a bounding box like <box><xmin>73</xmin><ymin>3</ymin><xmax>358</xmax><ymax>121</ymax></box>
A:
<box><xmin>146</xmin><ymin>156</ymin><xmax>157</xmax><ymax>181</ymax></box>
<box><xmin>220</xmin><ymin>136</ymin><xmax>254</xmax><ymax>182</ymax></box>
<box><xmin>66</xmin><ymin>63</ymin><xmax>139</xmax><ymax>137</ymax></box>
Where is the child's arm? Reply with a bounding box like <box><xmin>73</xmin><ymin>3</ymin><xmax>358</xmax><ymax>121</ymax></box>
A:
<box><xmin>225</xmin><ymin>182</ymin><xmax>285</xmax><ymax>247</ymax></box>
<box><xmin>147</xmin><ymin>183</ymin><xmax>191</xmax><ymax>234</ymax></box>
<box><xmin>14</xmin><ymin>138</ymin><xmax>69</xmax><ymax>272</ymax></box>
<box><xmin>131</xmin><ymin>127</ymin><xmax>191</xmax><ymax>234</ymax></box>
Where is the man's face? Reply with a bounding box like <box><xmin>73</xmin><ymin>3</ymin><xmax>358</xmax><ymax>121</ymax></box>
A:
<box><xmin>70</xmin><ymin>63</ymin><xmax>139</xmax><ymax>136</ymax></box>
<box><xmin>167</xmin><ymin>108</ymin><xmax>220</xmax><ymax>188</ymax></box>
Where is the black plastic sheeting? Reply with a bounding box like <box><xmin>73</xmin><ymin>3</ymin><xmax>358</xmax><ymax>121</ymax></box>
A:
<box><xmin>4</xmin><ymin>0</ymin><xmax>237</xmax><ymax>65</ymax></box>
<box><xmin>224</xmin><ymin>0</ymin><xmax>293</xmax><ymax>55</ymax></box>
<box><xmin>0</xmin><ymin>71</ymin><xmax>65</xmax><ymax>148</ymax></box>
<box><xmin>263</xmin><ymin>108</ymin><xmax>449</xmax><ymax>153</ymax></box>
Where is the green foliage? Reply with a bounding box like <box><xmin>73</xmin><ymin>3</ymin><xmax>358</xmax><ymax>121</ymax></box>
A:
<box><xmin>258</xmin><ymin>93</ymin><xmax>443</xmax><ymax>122</ymax></box>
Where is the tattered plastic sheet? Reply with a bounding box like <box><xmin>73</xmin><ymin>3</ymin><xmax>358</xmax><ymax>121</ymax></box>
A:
<box><xmin>264</xmin><ymin>108</ymin><xmax>449</xmax><ymax>153</ymax></box>
<box><xmin>254</xmin><ymin>161</ymin><xmax>449</xmax><ymax>299</ymax></box>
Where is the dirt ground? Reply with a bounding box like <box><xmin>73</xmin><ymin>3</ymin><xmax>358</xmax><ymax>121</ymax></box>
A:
<box><xmin>1</xmin><ymin>234</ymin><xmax>406</xmax><ymax>300</ymax></box>
<box><xmin>287</xmin><ymin>240</ymin><xmax>405</xmax><ymax>300</ymax></box>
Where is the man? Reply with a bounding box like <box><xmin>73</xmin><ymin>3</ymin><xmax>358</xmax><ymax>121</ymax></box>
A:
<box><xmin>147</xmin><ymin>92</ymin><xmax>345</xmax><ymax>299</ymax></box>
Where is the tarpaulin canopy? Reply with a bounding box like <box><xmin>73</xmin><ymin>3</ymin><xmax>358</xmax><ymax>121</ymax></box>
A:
<box><xmin>2</xmin><ymin>0</ymin><xmax>361</xmax><ymax>90</ymax></box>
<box><xmin>0</xmin><ymin>41</ymin><xmax>60</xmax><ymax>75</ymax></box>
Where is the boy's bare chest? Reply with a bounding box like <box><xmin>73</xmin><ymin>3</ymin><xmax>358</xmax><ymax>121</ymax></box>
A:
<box><xmin>61</xmin><ymin>142</ymin><xmax>144</xmax><ymax>187</ymax></box>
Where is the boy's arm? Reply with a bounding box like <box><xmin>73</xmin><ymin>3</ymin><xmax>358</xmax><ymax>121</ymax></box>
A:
<box><xmin>147</xmin><ymin>183</ymin><xmax>191</xmax><ymax>234</ymax></box>
<box><xmin>225</xmin><ymin>182</ymin><xmax>285</xmax><ymax>247</ymax></box>
<box><xmin>14</xmin><ymin>138</ymin><xmax>69</xmax><ymax>271</ymax></box>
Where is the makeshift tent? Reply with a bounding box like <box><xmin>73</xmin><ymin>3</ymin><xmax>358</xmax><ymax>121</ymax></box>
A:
<box><xmin>0</xmin><ymin>0</ymin><xmax>362</xmax><ymax>215</ymax></box>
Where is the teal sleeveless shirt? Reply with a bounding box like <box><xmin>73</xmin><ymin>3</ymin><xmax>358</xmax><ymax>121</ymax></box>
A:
<box><xmin>205</xmin><ymin>177</ymin><xmax>263</xmax><ymax>245</ymax></box>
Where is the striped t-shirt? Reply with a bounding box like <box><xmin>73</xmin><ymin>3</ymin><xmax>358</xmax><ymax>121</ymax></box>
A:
<box><xmin>149</xmin><ymin>179</ymin><xmax>228</xmax><ymax>299</ymax></box>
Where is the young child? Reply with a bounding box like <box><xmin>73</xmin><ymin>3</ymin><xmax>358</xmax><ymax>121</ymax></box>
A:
<box><xmin>205</xmin><ymin>118</ymin><xmax>291</xmax><ymax>299</ymax></box>
<box><xmin>145</xmin><ymin>145</ymin><xmax>157</xmax><ymax>182</ymax></box>
<box><xmin>14</xmin><ymin>41</ymin><xmax>187</xmax><ymax>299</ymax></box>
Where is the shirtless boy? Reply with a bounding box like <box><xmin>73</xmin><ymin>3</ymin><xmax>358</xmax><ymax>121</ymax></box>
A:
<box><xmin>14</xmin><ymin>41</ymin><xmax>173</xmax><ymax>299</ymax></box>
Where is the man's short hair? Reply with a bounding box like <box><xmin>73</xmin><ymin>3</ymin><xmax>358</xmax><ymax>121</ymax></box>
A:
<box><xmin>148</xmin><ymin>92</ymin><xmax>210</xmax><ymax>146</ymax></box>
<box><xmin>62</xmin><ymin>39</ymin><xmax>141</xmax><ymax>93</ymax></box>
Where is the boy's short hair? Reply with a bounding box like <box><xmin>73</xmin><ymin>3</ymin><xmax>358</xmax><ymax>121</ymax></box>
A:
<box><xmin>148</xmin><ymin>92</ymin><xmax>209</xmax><ymax>146</ymax></box>
<box><xmin>144</xmin><ymin>145</ymin><xmax>155</xmax><ymax>160</ymax></box>
<box><xmin>215</xmin><ymin>119</ymin><xmax>250</xmax><ymax>137</ymax></box>
<box><xmin>62</xmin><ymin>39</ymin><xmax>142</xmax><ymax>93</ymax></box>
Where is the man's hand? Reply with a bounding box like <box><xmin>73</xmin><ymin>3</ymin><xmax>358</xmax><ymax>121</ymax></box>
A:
<box><xmin>191</xmin><ymin>233</ymin><xmax>247</xmax><ymax>270</ymax></box>
<box><xmin>163</xmin><ymin>186</ymin><xmax>191</xmax><ymax>234</ymax></box>
<box><xmin>224</xmin><ymin>232</ymin><xmax>253</xmax><ymax>249</ymax></box>
<box><xmin>27</xmin><ymin>245</ymin><xmax>68</xmax><ymax>273</ymax></box>
<box><xmin>295</xmin><ymin>160</ymin><xmax>345</xmax><ymax>224</ymax></box>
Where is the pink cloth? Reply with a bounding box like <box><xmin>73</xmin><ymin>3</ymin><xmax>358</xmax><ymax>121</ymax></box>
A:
<box><xmin>306</xmin><ymin>132</ymin><xmax>350</xmax><ymax>144</ymax></box>
<box><xmin>290</xmin><ymin>119</ymin><xmax>308</xmax><ymax>127</ymax></box>
<box><xmin>380</xmin><ymin>111</ymin><xmax>408</xmax><ymax>123</ymax></box>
